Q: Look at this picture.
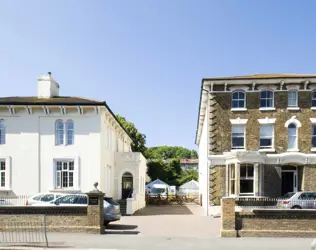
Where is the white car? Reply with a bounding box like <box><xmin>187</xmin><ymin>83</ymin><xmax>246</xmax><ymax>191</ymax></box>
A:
<box><xmin>26</xmin><ymin>193</ymin><xmax>65</xmax><ymax>206</ymax></box>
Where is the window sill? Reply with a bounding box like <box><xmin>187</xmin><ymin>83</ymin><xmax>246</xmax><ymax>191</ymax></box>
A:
<box><xmin>311</xmin><ymin>148</ymin><xmax>316</xmax><ymax>152</ymax></box>
<box><xmin>259</xmin><ymin>148</ymin><xmax>275</xmax><ymax>152</ymax></box>
<box><xmin>231</xmin><ymin>108</ymin><xmax>247</xmax><ymax>112</ymax></box>
<box><xmin>287</xmin><ymin>107</ymin><xmax>300</xmax><ymax>111</ymax></box>
<box><xmin>231</xmin><ymin>149</ymin><xmax>246</xmax><ymax>152</ymax></box>
<box><xmin>0</xmin><ymin>188</ymin><xmax>12</xmax><ymax>191</ymax></box>
<box><xmin>259</xmin><ymin>107</ymin><xmax>276</xmax><ymax>111</ymax></box>
<box><xmin>286</xmin><ymin>149</ymin><xmax>299</xmax><ymax>152</ymax></box>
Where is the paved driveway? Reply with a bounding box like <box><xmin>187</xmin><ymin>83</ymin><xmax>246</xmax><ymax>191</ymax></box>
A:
<box><xmin>106</xmin><ymin>204</ymin><xmax>220</xmax><ymax>238</ymax></box>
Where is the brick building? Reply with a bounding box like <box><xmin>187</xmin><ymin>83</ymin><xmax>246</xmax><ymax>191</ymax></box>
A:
<box><xmin>196</xmin><ymin>74</ymin><xmax>316</xmax><ymax>213</ymax></box>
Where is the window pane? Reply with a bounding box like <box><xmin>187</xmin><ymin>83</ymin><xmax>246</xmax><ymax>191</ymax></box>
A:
<box><xmin>289</xmin><ymin>123</ymin><xmax>296</xmax><ymax>129</ymax></box>
<box><xmin>312</xmin><ymin>137</ymin><xmax>316</xmax><ymax>148</ymax></box>
<box><xmin>56</xmin><ymin>172</ymin><xmax>61</xmax><ymax>187</ymax></box>
<box><xmin>69</xmin><ymin>172</ymin><xmax>74</xmax><ymax>187</ymax></box>
<box><xmin>260</xmin><ymin>125</ymin><xmax>273</xmax><ymax>137</ymax></box>
<box><xmin>267</xmin><ymin>99</ymin><xmax>273</xmax><ymax>107</ymax></box>
<box><xmin>313</xmin><ymin>125</ymin><xmax>316</xmax><ymax>135</ymax></box>
<box><xmin>288</xmin><ymin>136</ymin><xmax>296</xmax><ymax>149</ymax></box>
<box><xmin>230</xmin><ymin>180</ymin><xmax>235</xmax><ymax>195</ymax></box>
<box><xmin>239</xmin><ymin>92</ymin><xmax>245</xmax><ymax>99</ymax></box>
<box><xmin>247</xmin><ymin>166</ymin><xmax>254</xmax><ymax>177</ymax></box>
<box><xmin>62</xmin><ymin>171</ymin><xmax>68</xmax><ymax>187</ymax></box>
<box><xmin>0</xmin><ymin>162</ymin><xmax>5</xmax><ymax>171</ymax></box>
<box><xmin>1</xmin><ymin>172</ymin><xmax>5</xmax><ymax>187</ymax></box>
<box><xmin>57</xmin><ymin>162</ymin><xmax>62</xmax><ymax>171</ymax></box>
<box><xmin>240</xmin><ymin>166</ymin><xmax>246</xmax><ymax>178</ymax></box>
<box><xmin>232</xmin><ymin>92</ymin><xmax>238</xmax><ymax>99</ymax></box>
<box><xmin>230</xmin><ymin>165</ymin><xmax>235</xmax><ymax>179</ymax></box>
<box><xmin>266</xmin><ymin>91</ymin><xmax>273</xmax><ymax>98</ymax></box>
<box><xmin>240</xmin><ymin>180</ymin><xmax>253</xmax><ymax>194</ymax></box>
<box><xmin>260</xmin><ymin>99</ymin><xmax>266</xmax><ymax>107</ymax></box>
<box><xmin>232</xmin><ymin>100</ymin><xmax>239</xmax><ymax>108</ymax></box>
<box><xmin>69</xmin><ymin>162</ymin><xmax>74</xmax><ymax>171</ymax></box>
<box><xmin>312</xmin><ymin>100</ymin><xmax>316</xmax><ymax>107</ymax></box>
<box><xmin>232</xmin><ymin>137</ymin><xmax>244</xmax><ymax>148</ymax></box>
<box><xmin>232</xmin><ymin>125</ymin><xmax>244</xmax><ymax>134</ymax></box>
<box><xmin>239</xmin><ymin>100</ymin><xmax>244</xmax><ymax>107</ymax></box>
<box><xmin>260</xmin><ymin>138</ymin><xmax>272</xmax><ymax>148</ymax></box>
<box><xmin>63</xmin><ymin>162</ymin><xmax>68</xmax><ymax>170</ymax></box>
<box><xmin>261</xmin><ymin>91</ymin><xmax>267</xmax><ymax>99</ymax></box>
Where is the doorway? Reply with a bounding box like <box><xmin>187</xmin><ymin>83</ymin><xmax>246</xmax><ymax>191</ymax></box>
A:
<box><xmin>122</xmin><ymin>172</ymin><xmax>133</xmax><ymax>199</ymax></box>
<box><xmin>281</xmin><ymin>166</ymin><xmax>297</xmax><ymax>196</ymax></box>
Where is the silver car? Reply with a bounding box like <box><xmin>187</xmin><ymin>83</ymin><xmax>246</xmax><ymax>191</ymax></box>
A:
<box><xmin>276</xmin><ymin>191</ymin><xmax>316</xmax><ymax>209</ymax></box>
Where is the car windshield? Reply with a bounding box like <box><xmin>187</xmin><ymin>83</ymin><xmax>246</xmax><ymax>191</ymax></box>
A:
<box><xmin>104</xmin><ymin>198</ymin><xmax>119</xmax><ymax>206</ymax></box>
<box><xmin>151</xmin><ymin>188</ymin><xmax>166</xmax><ymax>194</ymax></box>
<box><xmin>282</xmin><ymin>192</ymin><xmax>295</xmax><ymax>199</ymax></box>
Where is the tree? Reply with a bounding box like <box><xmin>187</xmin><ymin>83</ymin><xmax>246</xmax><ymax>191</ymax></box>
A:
<box><xmin>146</xmin><ymin>158</ymin><xmax>182</xmax><ymax>186</ymax></box>
<box><xmin>144</xmin><ymin>146</ymin><xmax>198</xmax><ymax>160</ymax></box>
<box><xmin>178</xmin><ymin>168</ymin><xmax>198</xmax><ymax>185</ymax></box>
<box><xmin>116</xmin><ymin>115</ymin><xmax>147</xmax><ymax>154</ymax></box>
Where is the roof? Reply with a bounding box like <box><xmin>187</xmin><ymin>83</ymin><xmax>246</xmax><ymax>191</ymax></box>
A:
<box><xmin>179</xmin><ymin>180</ymin><xmax>199</xmax><ymax>189</ymax></box>
<box><xmin>146</xmin><ymin>179</ymin><xmax>169</xmax><ymax>188</ymax></box>
<box><xmin>0</xmin><ymin>96</ymin><xmax>132</xmax><ymax>141</ymax></box>
<box><xmin>180</xmin><ymin>159</ymin><xmax>199</xmax><ymax>164</ymax></box>
<box><xmin>0</xmin><ymin>96</ymin><xmax>105</xmax><ymax>106</ymax></box>
<box><xmin>202</xmin><ymin>73</ymin><xmax>316</xmax><ymax>81</ymax></box>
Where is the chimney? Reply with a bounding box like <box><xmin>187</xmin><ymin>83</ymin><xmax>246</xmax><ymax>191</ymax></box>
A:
<box><xmin>37</xmin><ymin>72</ymin><xmax>60</xmax><ymax>98</ymax></box>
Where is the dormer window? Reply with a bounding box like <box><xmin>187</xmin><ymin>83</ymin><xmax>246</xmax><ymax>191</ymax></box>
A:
<box><xmin>260</xmin><ymin>90</ymin><xmax>274</xmax><ymax>108</ymax></box>
<box><xmin>232</xmin><ymin>91</ymin><xmax>245</xmax><ymax>109</ymax></box>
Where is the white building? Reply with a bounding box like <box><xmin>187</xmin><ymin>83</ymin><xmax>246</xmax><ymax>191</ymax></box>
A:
<box><xmin>0</xmin><ymin>72</ymin><xmax>147</xmax><ymax>212</ymax></box>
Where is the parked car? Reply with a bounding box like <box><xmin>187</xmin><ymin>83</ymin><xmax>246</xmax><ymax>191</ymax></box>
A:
<box><xmin>276</xmin><ymin>191</ymin><xmax>316</xmax><ymax>209</ymax></box>
<box><xmin>33</xmin><ymin>193</ymin><xmax>121</xmax><ymax>225</ymax></box>
<box><xmin>26</xmin><ymin>193</ymin><xmax>65</xmax><ymax>205</ymax></box>
<box><xmin>0</xmin><ymin>200</ymin><xmax>13</xmax><ymax>206</ymax></box>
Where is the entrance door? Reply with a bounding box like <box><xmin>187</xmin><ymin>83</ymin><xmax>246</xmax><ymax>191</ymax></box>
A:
<box><xmin>122</xmin><ymin>172</ymin><xmax>133</xmax><ymax>199</ymax></box>
<box><xmin>281</xmin><ymin>166</ymin><xmax>297</xmax><ymax>196</ymax></box>
<box><xmin>281</xmin><ymin>172</ymin><xmax>294</xmax><ymax>196</ymax></box>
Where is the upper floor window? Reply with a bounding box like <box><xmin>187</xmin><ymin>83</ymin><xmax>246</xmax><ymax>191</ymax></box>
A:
<box><xmin>66</xmin><ymin>120</ymin><xmax>74</xmax><ymax>145</ymax></box>
<box><xmin>288</xmin><ymin>123</ymin><xmax>297</xmax><ymax>150</ymax></box>
<box><xmin>231</xmin><ymin>125</ymin><xmax>245</xmax><ymax>149</ymax></box>
<box><xmin>312</xmin><ymin>125</ymin><xmax>316</xmax><ymax>148</ymax></box>
<box><xmin>260</xmin><ymin>90</ymin><xmax>274</xmax><ymax>108</ymax></box>
<box><xmin>260</xmin><ymin>124</ymin><xmax>273</xmax><ymax>149</ymax></box>
<box><xmin>312</xmin><ymin>91</ymin><xmax>316</xmax><ymax>107</ymax></box>
<box><xmin>55</xmin><ymin>120</ymin><xmax>64</xmax><ymax>145</ymax></box>
<box><xmin>288</xmin><ymin>90</ymin><xmax>298</xmax><ymax>107</ymax></box>
<box><xmin>0</xmin><ymin>120</ymin><xmax>5</xmax><ymax>145</ymax></box>
<box><xmin>232</xmin><ymin>91</ymin><xmax>245</xmax><ymax>109</ymax></box>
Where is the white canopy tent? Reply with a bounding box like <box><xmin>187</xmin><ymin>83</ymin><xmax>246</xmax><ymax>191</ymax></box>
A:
<box><xmin>146</xmin><ymin>179</ymin><xmax>170</xmax><ymax>193</ymax></box>
<box><xmin>178</xmin><ymin>180</ymin><xmax>199</xmax><ymax>196</ymax></box>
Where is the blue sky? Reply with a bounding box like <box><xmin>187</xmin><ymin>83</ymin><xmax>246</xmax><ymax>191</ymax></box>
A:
<box><xmin>0</xmin><ymin>1</ymin><xmax>316</xmax><ymax>150</ymax></box>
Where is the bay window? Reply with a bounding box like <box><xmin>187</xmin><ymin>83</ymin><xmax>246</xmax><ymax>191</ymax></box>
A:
<box><xmin>240</xmin><ymin>164</ymin><xmax>254</xmax><ymax>196</ymax></box>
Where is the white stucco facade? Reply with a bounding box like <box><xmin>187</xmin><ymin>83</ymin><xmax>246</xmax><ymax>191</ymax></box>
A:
<box><xmin>0</xmin><ymin>73</ymin><xmax>147</xmax><ymax>213</ymax></box>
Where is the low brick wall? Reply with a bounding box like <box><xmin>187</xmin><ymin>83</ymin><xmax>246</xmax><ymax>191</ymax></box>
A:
<box><xmin>221</xmin><ymin>197</ymin><xmax>316</xmax><ymax>237</ymax></box>
<box><xmin>0</xmin><ymin>206</ymin><xmax>103</xmax><ymax>234</ymax></box>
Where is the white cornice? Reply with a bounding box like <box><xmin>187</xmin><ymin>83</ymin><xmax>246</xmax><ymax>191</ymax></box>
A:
<box><xmin>230</xmin><ymin>117</ymin><xmax>248</xmax><ymax>125</ymax></box>
<box><xmin>258</xmin><ymin>117</ymin><xmax>276</xmax><ymax>124</ymax></box>
<box><xmin>257</xmin><ymin>85</ymin><xmax>278</xmax><ymax>91</ymax></box>
<box><xmin>286</xmin><ymin>84</ymin><xmax>300</xmax><ymax>90</ymax></box>
<box><xmin>310</xmin><ymin>118</ymin><xmax>316</xmax><ymax>124</ymax></box>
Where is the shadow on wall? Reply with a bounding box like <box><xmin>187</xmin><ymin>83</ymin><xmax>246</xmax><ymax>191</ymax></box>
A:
<box><xmin>133</xmin><ymin>205</ymin><xmax>193</xmax><ymax>216</ymax></box>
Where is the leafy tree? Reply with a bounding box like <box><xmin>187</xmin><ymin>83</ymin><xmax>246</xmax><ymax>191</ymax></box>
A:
<box><xmin>116</xmin><ymin>115</ymin><xmax>147</xmax><ymax>154</ymax></box>
<box><xmin>144</xmin><ymin>146</ymin><xmax>198</xmax><ymax>160</ymax></box>
<box><xmin>178</xmin><ymin>168</ymin><xmax>198</xmax><ymax>185</ymax></box>
<box><xmin>146</xmin><ymin>158</ymin><xmax>182</xmax><ymax>186</ymax></box>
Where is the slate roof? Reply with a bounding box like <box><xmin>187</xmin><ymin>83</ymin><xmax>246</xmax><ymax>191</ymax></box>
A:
<box><xmin>0</xmin><ymin>96</ymin><xmax>105</xmax><ymax>106</ymax></box>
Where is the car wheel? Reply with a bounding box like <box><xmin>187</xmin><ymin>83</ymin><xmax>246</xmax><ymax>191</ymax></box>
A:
<box><xmin>292</xmin><ymin>206</ymin><xmax>302</xmax><ymax>209</ymax></box>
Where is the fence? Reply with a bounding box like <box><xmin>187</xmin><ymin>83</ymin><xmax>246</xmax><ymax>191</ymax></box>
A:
<box><xmin>0</xmin><ymin>195</ymin><xmax>30</xmax><ymax>206</ymax></box>
<box><xmin>0</xmin><ymin>215</ymin><xmax>48</xmax><ymax>247</ymax></box>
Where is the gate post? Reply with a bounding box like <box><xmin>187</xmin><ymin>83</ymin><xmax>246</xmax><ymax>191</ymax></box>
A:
<box><xmin>221</xmin><ymin>197</ymin><xmax>237</xmax><ymax>237</ymax></box>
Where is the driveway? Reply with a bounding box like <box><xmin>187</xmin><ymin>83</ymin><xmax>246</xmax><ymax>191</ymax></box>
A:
<box><xmin>106</xmin><ymin>204</ymin><xmax>220</xmax><ymax>238</ymax></box>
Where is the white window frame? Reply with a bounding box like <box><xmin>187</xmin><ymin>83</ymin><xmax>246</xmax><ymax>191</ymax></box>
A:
<box><xmin>312</xmin><ymin>91</ymin><xmax>316</xmax><ymax>109</ymax></box>
<box><xmin>55</xmin><ymin>120</ymin><xmax>64</xmax><ymax>145</ymax></box>
<box><xmin>231</xmin><ymin>91</ymin><xmax>246</xmax><ymax>111</ymax></box>
<box><xmin>52</xmin><ymin>157</ymin><xmax>80</xmax><ymax>191</ymax></box>
<box><xmin>260</xmin><ymin>90</ymin><xmax>274</xmax><ymax>110</ymax></box>
<box><xmin>65</xmin><ymin>120</ymin><xmax>74</xmax><ymax>145</ymax></box>
<box><xmin>285</xmin><ymin>116</ymin><xmax>301</xmax><ymax>152</ymax></box>
<box><xmin>0</xmin><ymin>120</ymin><xmax>5</xmax><ymax>145</ymax></box>
<box><xmin>287</xmin><ymin>123</ymin><xmax>298</xmax><ymax>151</ymax></box>
<box><xmin>239</xmin><ymin>164</ymin><xmax>254</xmax><ymax>196</ymax></box>
<box><xmin>312</xmin><ymin>124</ymin><xmax>316</xmax><ymax>150</ymax></box>
<box><xmin>258</xmin><ymin>118</ymin><xmax>276</xmax><ymax>152</ymax></box>
<box><xmin>231</xmin><ymin>125</ymin><xmax>246</xmax><ymax>150</ymax></box>
<box><xmin>288</xmin><ymin>90</ymin><xmax>298</xmax><ymax>108</ymax></box>
<box><xmin>0</xmin><ymin>157</ymin><xmax>11</xmax><ymax>190</ymax></box>
<box><xmin>259</xmin><ymin>124</ymin><xmax>274</xmax><ymax>150</ymax></box>
<box><xmin>229</xmin><ymin>164</ymin><xmax>236</xmax><ymax>196</ymax></box>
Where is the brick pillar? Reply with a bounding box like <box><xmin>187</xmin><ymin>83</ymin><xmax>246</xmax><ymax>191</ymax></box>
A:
<box><xmin>86</xmin><ymin>190</ymin><xmax>105</xmax><ymax>234</ymax></box>
<box><xmin>221</xmin><ymin>197</ymin><xmax>237</xmax><ymax>237</ymax></box>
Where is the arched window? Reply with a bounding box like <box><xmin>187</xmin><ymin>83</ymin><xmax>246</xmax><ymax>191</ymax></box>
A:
<box><xmin>260</xmin><ymin>90</ymin><xmax>274</xmax><ymax>108</ymax></box>
<box><xmin>288</xmin><ymin>123</ymin><xmax>297</xmax><ymax>149</ymax></box>
<box><xmin>55</xmin><ymin>120</ymin><xmax>64</xmax><ymax>145</ymax></box>
<box><xmin>232</xmin><ymin>91</ymin><xmax>245</xmax><ymax>108</ymax></box>
<box><xmin>0</xmin><ymin>120</ymin><xmax>5</xmax><ymax>145</ymax></box>
<box><xmin>66</xmin><ymin>120</ymin><xmax>74</xmax><ymax>145</ymax></box>
<box><xmin>312</xmin><ymin>91</ymin><xmax>316</xmax><ymax>107</ymax></box>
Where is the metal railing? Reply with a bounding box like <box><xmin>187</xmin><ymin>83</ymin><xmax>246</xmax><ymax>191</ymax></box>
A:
<box><xmin>235</xmin><ymin>197</ymin><xmax>316</xmax><ymax>210</ymax></box>
<box><xmin>0</xmin><ymin>195</ymin><xmax>30</xmax><ymax>206</ymax></box>
<box><xmin>0</xmin><ymin>215</ymin><xmax>48</xmax><ymax>247</ymax></box>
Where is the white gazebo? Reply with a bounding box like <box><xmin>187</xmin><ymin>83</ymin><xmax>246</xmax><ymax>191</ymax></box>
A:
<box><xmin>178</xmin><ymin>180</ymin><xmax>199</xmax><ymax>196</ymax></box>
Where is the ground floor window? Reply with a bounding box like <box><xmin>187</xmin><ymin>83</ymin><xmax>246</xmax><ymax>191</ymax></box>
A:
<box><xmin>228</xmin><ymin>163</ymin><xmax>255</xmax><ymax>196</ymax></box>
<box><xmin>56</xmin><ymin>161</ymin><xmax>74</xmax><ymax>188</ymax></box>
<box><xmin>0</xmin><ymin>161</ymin><xmax>5</xmax><ymax>187</ymax></box>
<box><xmin>240</xmin><ymin>164</ymin><xmax>254</xmax><ymax>196</ymax></box>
